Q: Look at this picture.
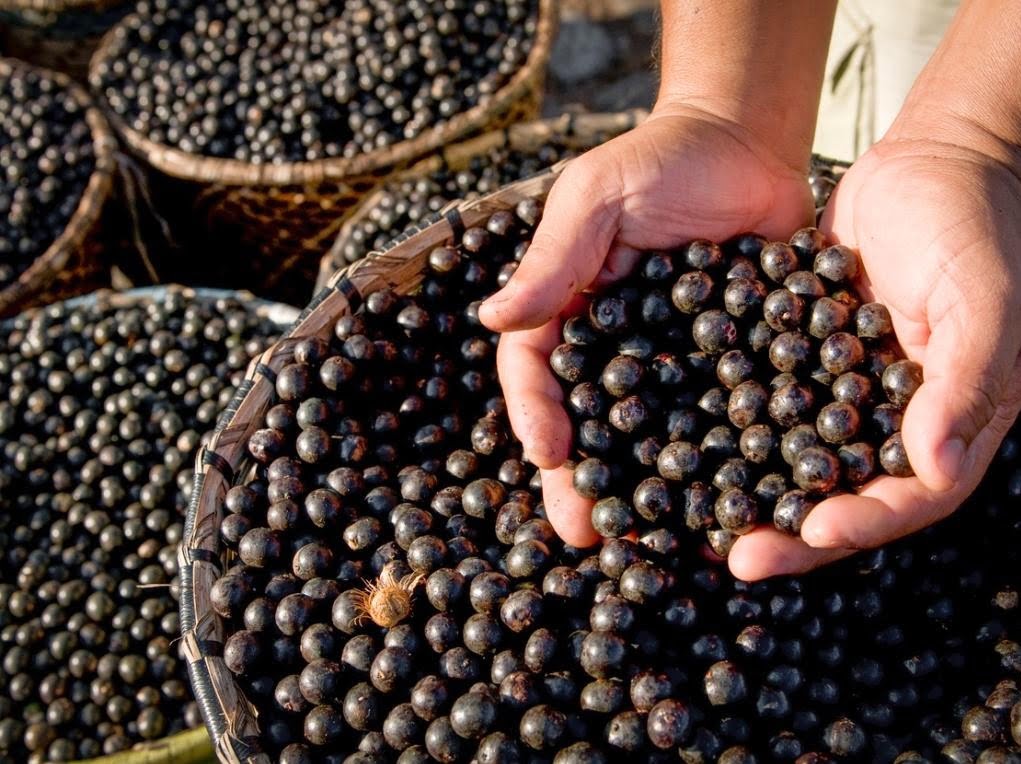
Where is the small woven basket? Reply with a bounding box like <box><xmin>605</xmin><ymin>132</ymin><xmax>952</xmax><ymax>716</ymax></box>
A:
<box><xmin>314</xmin><ymin>108</ymin><xmax>648</xmax><ymax>293</ymax></box>
<box><xmin>0</xmin><ymin>0</ymin><xmax>131</xmax><ymax>80</ymax></box>
<box><xmin>0</xmin><ymin>56</ymin><xmax>117</xmax><ymax>317</ymax></box>
<box><xmin>180</xmin><ymin>167</ymin><xmax>562</xmax><ymax>764</ymax></box>
<box><xmin>87</xmin><ymin>1</ymin><xmax>559</xmax><ymax>298</ymax></box>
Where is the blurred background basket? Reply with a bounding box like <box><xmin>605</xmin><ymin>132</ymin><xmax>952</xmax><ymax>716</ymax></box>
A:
<box><xmin>0</xmin><ymin>0</ymin><xmax>132</xmax><ymax>81</ymax></box>
<box><xmin>314</xmin><ymin>108</ymin><xmax>646</xmax><ymax>294</ymax></box>
<box><xmin>180</xmin><ymin>167</ymin><xmax>561</xmax><ymax>763</ymax></box>
<box><xmin>0</xmin><ymin>56</ymin><xmax>117</xmax><ymax>317</ymax></box>
<box><xmin>87</xmin><ymin>0</ymin><xmax>559</xmax><ymax>304</ymax></box>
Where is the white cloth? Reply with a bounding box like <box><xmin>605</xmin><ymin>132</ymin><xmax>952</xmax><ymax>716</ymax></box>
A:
<box><xmin>813</xmin><ymin>0</ymin><xmax>960</xmax><ymax>161</ymax></box>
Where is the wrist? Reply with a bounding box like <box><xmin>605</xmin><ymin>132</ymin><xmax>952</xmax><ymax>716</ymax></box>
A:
<box><xmin>649</xmin><ymin>96</ymin><xmax>814</xmax><ymax>178</ymax></box>
<box><xmin>885</xmin><ymin>102</ymin><xmax>1021</xmax><ymax>181</ymax></box>
<box><xmin>884</xmin><ymin>0</ymin><xmax>1021</xmax><ymax>177</ymax></box>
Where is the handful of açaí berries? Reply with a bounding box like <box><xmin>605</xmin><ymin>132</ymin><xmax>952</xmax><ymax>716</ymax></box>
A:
<box><xmin>550</xmin><ymin>229</ymin><xmax>922</xmax><ymax>555</ymax></box>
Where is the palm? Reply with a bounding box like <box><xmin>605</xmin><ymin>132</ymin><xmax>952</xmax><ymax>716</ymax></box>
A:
<box><xmin>480</xmin><ymin>107</ymin><xmax>815</xmax><ymax>547</ymax></box>
<box><xmin>728</xmin><ymin>138</ymin><xmax>1021</xmax><ymax>580</ymax></box>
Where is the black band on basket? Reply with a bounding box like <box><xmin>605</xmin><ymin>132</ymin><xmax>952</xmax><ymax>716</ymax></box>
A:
<box><xmin>333</xmin><ymin>277</ymin><xmax>362</xmax><ymax>313</ymax></box>
<box><xmin>445</xmin><ymin>209</ymin><xmax>465</xmax><ymax>241</ymax></box>
<box><xmin>255</xmin><ymin>363</ymin><xmax>277</xmax><ymax>384</ymax></box>
<box><xmin>565</xmin><ymin>111</ymin><xmax>577</xmax><ymax>136</ymax></box>
<box><xmin>202</xmin><ymin>450</ymin><xmax>234</xmax><ymax>484</ymax></box>
<box><xmin>185</xmin><ymin>547</ymin><xmax>220</xmax><ymax>566</ymax></box>
<box><xmin>198</xmin><ymin>639</ymin><xmax>224</xmax><ymax>657</ymax></box>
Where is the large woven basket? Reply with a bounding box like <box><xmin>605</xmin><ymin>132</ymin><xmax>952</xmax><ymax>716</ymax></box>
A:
<box><xmin>1</xmin><ymin>285</ymin><xmax>302</xmax><ymax>764</ymax></box>
<box><xmin>87</xmin><ymin>1</ymin><xmax>559</xmax><ymax>300</ymax></box>
<box><xmin>0</xmin><ymin>0</ymin><xmax>131</xmax><ymax>80</ymax></box>
<box><xmin>180</xmin><ymin>166</ymin><xmax>563</xmax><ymax>764</ymax></box>
<box><xmin>0</xmin><ymin>56</ymin><xmax>117</xmax><ymax>317</ymax></box>
<box><xmin>314</xmin><ymin>108</ymin><xmax>648</xmax><ymax>293</ymax></box>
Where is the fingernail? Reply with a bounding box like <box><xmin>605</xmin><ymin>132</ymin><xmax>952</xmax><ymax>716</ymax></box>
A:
<box><xmin>482</xmin><ymin>284</ymin><xmax>515</xmax><ymax>308</ymax></box>
<box><xmin>800</xmin><ymin>524</ymin><xmax>840</xmax><ymax>549</ymax></box>
<box><xmin>935</xmin><ymin>437</ymin><xmax>967</xmax><ymax>486</ymax></box>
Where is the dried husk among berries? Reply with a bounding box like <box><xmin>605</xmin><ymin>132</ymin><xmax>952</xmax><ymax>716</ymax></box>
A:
<box><xmin>0</xmin><ymin>0</ymin><xmax>131</xmax><ymax>81</ymax></box>
<box><xmin>0</xmin><ymin>57</ymin><xmax>116</xmax><ymax>317</ymax></box>
<box><xmin>86</xmin><ymin>0</ymin><xmax>558</xmax><ymax>302</ymax></box>
<box><xmin>314</xmin><ymin>108</ymin><xmax>648</xmax><ymax>293</ymax></box>
<box><xmin>181</xmin><ymin>168</ymin><xmax>562</xmax><ymax>763</ymax></box>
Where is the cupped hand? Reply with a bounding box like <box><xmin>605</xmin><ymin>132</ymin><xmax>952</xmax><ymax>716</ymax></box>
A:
<box><xmin>478</xmin><ymin>103</ymin><xmax>815</xmax><ymax>548</ymax></box>
<box><xmin>729</xmin><ymin>133</ymin><xmax>1021</xmax><ymax>580</ymax></box>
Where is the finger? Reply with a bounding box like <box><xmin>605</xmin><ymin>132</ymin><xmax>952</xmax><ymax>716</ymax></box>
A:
<box><xmin>802</xmin><ymin>391</ymin><xmax>1021</xmax><ymax>550</ymax></box>
<box><xmin>900</xmin><ymin>289</ymin><xmax>1021</xmax><ymax>492</ymax></box>
<box><xmin>540</xmin><ymin>464</ymin><xmax>600</xmax><ymax>548</ymax></box>
<box><xmin>799</xmin><ymin>477</ymin><xmax>951</xmax><ymax>550</ymax></box>
<box><xmin>497</xmin><ymin>321</ymin><xmax>572</xmax><ymax>469</ymax></box>
<box><xmin>479</xmin><ymin>158</ymin><xmax>622</xmax><ymax>332</ymax></box>
<box><xmin>589</xmin><ymin>244</ymin><xmax>644</xmax><ymax>292</ymax></box>
<box><xmin>728</xmin><ymin>526</ymin><xmax>855</xmax><ymax>581</ymax></box>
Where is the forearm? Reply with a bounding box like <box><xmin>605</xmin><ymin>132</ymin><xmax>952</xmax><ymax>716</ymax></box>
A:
<box><xmin>888</xmin><ymin>0</ymin><xmax>1021</xmax><ymax>167</ymax></box>
<box><xmin>657</xmin><ymin>1</ymin><xmax>837</xmax><ymax>172</ymax></box>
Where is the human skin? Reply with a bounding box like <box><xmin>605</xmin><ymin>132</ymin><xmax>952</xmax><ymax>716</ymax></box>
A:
<box><xmin>479</xmin><ymin>1</ymin><xmax>838</xmax><ymax>549</ymax></box>
<box><xmin>729</xmin><ymin>0</ymin><xmax>1021</xmax><ymax>579</ymax></box>
<box><xmin>482</xmin><ymin>0</ymin><xmax>1021</xmax><ymax>580</ymax></box>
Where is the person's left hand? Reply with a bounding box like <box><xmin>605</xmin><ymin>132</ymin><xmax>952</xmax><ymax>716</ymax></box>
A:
<box><xmin>729</xmin><ymin>131</ymin><xmax>1021</xmax><ymax>580</ymax></box>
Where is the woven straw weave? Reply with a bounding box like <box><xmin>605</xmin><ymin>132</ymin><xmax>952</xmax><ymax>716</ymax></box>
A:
<box><xmin>0</xmin><ymin>56</ymin><xmax>116</xmax><ymax>317</ymax></box>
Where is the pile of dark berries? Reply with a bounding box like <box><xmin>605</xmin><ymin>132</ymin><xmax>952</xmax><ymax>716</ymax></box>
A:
<box><xmin>331</xmin><ymin>141</ymin><xmax>573</xmax><ymax>268</ymax></box>
<box><xmin>0</xmin><ymin>289</ymin><xmax>285</xmax><ymax>761</ymax></box>
<box><xmin>808</xmin><ymin>156</ymin><xmax>848</xmax><ymax>218</ymax></box>
<box><xmin>549</xmin><ymin>231</ymin><xmax>919</xmax><ymax>555</ymax></box>
<box><xmin>211</xmin><ymin>194</ymin><xmax>1021</xmax><ymax>762</ymax></box>
<box><xmin>0</xmin><ymin>62</ymin><xmax>96</xmax><ymax>293</ymax></box>
<box><xmin>92</xmin><ymin>0</ymin><xmax>539</xmax><ymax>163</ymax></box>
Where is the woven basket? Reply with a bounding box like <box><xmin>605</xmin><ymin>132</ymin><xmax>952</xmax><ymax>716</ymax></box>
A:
<box><xmin>180</xmin><ymin>166</ymin><xmax>562</xmax><ymax>764</ymax></box>
<box><xmin>314</xmin><ymin>108</ymin><xmax>648</xmax><ymax>293</ymax></box>
<box><xmin>0</xmin><ymin>56</ymin><xmax>117</xmax><ymax>317</ymax></box>
<box><xmin>87</xmin><ymin>1</ymin><xmax>559</xmax><ymax>300</ymax></box>
<box><xmin>0</xmin><ymin>0</ymin><xmax>131</xmax><ymax>80</ymax></box>
<box><xmin>1</xmin><ymin>284</ymin><xmax>300</xmax><ymax>764</ymax></box>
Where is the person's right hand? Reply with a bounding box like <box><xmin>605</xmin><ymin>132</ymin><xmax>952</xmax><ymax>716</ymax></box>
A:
<box><xmin>477</xmin><ymin>103</ymin><xmax>816</xmax><ymax>547</ymax></box>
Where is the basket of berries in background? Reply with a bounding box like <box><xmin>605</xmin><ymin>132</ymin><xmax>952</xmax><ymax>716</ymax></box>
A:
<box><xmin>314</xmin><ymin>109</ymin><xmax>646</xmax><ymax>293</ymax></box>
<box><xmin>0</xmin><ymin>0</ymin><xmax>132</xmax><ymax>81</ymax></box>
<box><xmin>0</xmin><ymin>285</ymin><xmax>298</xmax><ymax>762</ymax></box>
<box><xmin>86</xmin><ymin>0</ymin><xmax>558</xmax><ymax>305</ymax></box>
<box><xmin>0</xmin><ymin>56</ymin><xmax>116</xmax><ymax>317</ymax></box>
<box><xmin>183</xmin><ymin>164</ymin><xmax>1021</xmax><ymax>762</ymax></box>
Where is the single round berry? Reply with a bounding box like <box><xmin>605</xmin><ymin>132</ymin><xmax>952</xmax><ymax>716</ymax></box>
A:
<box><xmin>882</xmin><ymin>360</ymin><xmax>923</xmax><ymax>407</ymax></box>
<box><xmin>792</xmin><ymin>446</ymin><xmax>842</xmax><ymax>493</ymax></box>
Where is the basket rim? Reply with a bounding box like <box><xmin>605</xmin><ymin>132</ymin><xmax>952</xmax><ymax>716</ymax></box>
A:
<box><xmin>0</xmin><ymin>0</ymin><xmax>122</xmax><ymax>13</ymax></box>
<box><xmin>315</xmin><ymin>107</ymin><xmax>649</xmax><ymax>291</ymax></box>
<box><xmin>87</xmin><ymin>0</ymin><xmax>558</xmax><ymax>187</ymax></box>
<box><xmin>0</xmin><ymin>55</ymin><xmax>117</xmax><ymax>314</ymax></box>
<box><xmin>180</xmin><ymin>165</ymin><xmax>565</xmax><ymax>764</ymax></box>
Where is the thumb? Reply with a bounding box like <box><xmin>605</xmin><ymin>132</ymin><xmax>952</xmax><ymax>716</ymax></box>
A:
<box><xmin>479</xmin><ymin>157</ymin><xmax>622</xmax><ymax>332</ymax></box>
<box><xmin>900</xmin><ymin>285</ymin><xmax>1019</xmax><ymax>492</ymax></box>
